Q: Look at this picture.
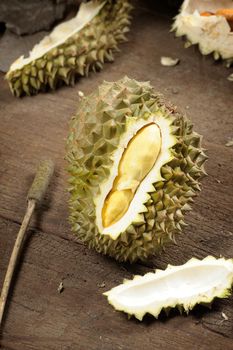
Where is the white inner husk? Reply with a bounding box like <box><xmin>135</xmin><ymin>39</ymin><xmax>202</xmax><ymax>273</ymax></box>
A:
<box><xmin>94</xmin><ymin>114</ymin><xmax>176</xmax><ymax>240</ymax></box>
<box><xmin>8</xmin><ymin>1</ymin><xmax>105</xmax><ymax>72</ymax></box>
<box><xmin>173</xmin><ymin>0</ymin><xmax>233</xmax><ymax>59</ymax></box>
<box><xmin>105</xmin><ymin>257</ymin><xmax>233</xmax><ymax>320</ymax></box>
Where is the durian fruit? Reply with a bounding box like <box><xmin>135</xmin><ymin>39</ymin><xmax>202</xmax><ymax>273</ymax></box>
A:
<box><xmin>6</xmin><ymin>0</ymin><xmax>132</xmax><ymax>97</ymax></box>
<box><xmin>172</xmin><ymin>0</ymin><xmax>233</xmax><ymax>67</ymax></box>
<box><xmin>104</xmin><ymin>256</ymin><xmax>233</xmax><ymax>321</ymax></box>
<box><xmin>67</xmin><ymin>77</ymin><xmax>207</xmax><ymax>263</ymax></box>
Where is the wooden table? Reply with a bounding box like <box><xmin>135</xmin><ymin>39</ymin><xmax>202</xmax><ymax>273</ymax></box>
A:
<box><xmin>0</xmin><ymin>3</ymin><xmax>233</xmax><ymax>350</ymax></box>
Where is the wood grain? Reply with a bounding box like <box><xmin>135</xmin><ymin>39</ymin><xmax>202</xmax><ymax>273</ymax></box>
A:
<box><xmin>1</xmin><ymin>218</ymin><xmax>233</xmax><ymax>350</ymax></box>
<box><xmin>0</xmin><ymin>2</ymin><xmax>233</xmax><ymax>349</ymax></box>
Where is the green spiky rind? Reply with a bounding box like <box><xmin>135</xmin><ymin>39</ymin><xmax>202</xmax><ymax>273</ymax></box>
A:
<box><xmin>67</xmin><ymin>76</ymin><xmax>207</xmax><ymax>263</ymax></box>
<box><xmin>104</xmin><ymin>256</ymin><xmax>233</xmax><ymax>320</ymax></box>
<box><xmin>6</xmin><ymin>0</ymin><xmax>132</xmax><ymax>97</ymax></box>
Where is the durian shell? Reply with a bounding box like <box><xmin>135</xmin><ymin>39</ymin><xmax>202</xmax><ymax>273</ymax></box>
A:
<box><xmin>172</xmin><ymin>0</ymin><xmax>233</xmax><ymax>67</ymax></box>
<box><xmin>104</xmin><ymin>256</ymin><xmax>233</xmax><ymax>320</ymax></box>
<box><xmin>6</xmin><ymin>0</ymin><xmax>132</xmax><ymax>97</ymax></box>
<box><xmin>67</xmin><ymin>77</ymin><xmax>208</xmax><ymax>263</ymax></box>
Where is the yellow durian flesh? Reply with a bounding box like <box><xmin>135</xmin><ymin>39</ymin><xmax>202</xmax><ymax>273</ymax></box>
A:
<box><xmin>102</xmin><ymin>123</ymin><xmax>162</xmax><ymax>227</ymax></box>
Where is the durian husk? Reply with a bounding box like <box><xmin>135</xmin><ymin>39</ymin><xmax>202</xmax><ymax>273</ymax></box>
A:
<box><xmin>6</xmin><ymin>0</ymin><xmax>132</xmax><ymax>97</ymax></box>
<box><xmin>172</xmin><ymin>0</ymin><xmax>233</xmax><ymax>67</ymax></box>
<box><xmin>67</xmin><ymin>76</ymin><xmax>208</xmax><ymax>263</ymax></box>
<box><xmin>104</xmin><ymin>256</ymin><xmax>233</xmax><ymax>321</ymax></box>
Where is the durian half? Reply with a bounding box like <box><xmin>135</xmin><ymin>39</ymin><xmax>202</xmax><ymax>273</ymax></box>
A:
<box><xmin>6</xmin><ymin>0</ymin><xmax>132</xmax><ymax>96</ymax></box>
<box><xmin>67</xmin><ymin>77</ymin><xmax>207</xmax><ymax>263</ymax></box>
<box><xmin>173</xmin><ymin>0</ymin><xmax>233</xmax><ymax>66</ymax></box>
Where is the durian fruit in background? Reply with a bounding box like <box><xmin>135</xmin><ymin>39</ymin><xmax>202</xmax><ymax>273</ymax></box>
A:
<box><xmin>172</xmin><ymin>0</ymin><xmax>233</xmax><ymax>67</ymax></box>
<box><xmin>6</xmin><ymin>0</ymin><xmax>132</xmax><ymax>97</ymax></box>
<box><xmin>104</xmin><ymin>256</ymin><xmax>233</xmax><ymax>320</ymax></box>
<box><xmin>67</xmin><ymin>77</ymin><xmax>207</xmax><ymax>263</ymax></box>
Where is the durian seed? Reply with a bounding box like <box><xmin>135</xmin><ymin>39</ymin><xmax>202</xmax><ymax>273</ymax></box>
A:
<box><xmin>102</xmin><ymin>123</ymin><xmax>162</xmax><ymax>227</ymax></box>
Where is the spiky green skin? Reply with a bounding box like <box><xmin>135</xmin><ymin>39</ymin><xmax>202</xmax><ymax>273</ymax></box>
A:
<box><xmin>6</xmin><ymin>0</ymin><xmax>132</xmax><ymax>97</ymax></box>
<box><xmin>67</xmin><ymin>77</ymin><xmax>207</xmax><ymax>263</ymax></box>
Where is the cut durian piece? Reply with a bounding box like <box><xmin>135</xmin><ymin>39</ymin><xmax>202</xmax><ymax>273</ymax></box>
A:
<box><xmin>67</xmin><ymin>76</ymin><xmax>207</xmax><ymax>263</ymax></box>
<box><xmin>104</xmin><ymin>256</ymin><xmax>233</xmax><ymax>321</ymax></box>
<box><xmin>172</xmin><ymin>0</ymin><xmax>233</xmax><ymax>67</ymax></box>
<box><xmin>6</xmin><ymin>0</ymin><xmax>132</xmax><ymax>96</ymax></box>
<box><xmin>160</xmin><ymin>56</ymin><xmax>180</xmax><ymax>66</ymax></box>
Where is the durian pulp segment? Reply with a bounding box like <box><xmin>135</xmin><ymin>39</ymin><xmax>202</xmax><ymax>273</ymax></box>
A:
<box><xmin>173</xmin><ymin>0</ymin><xmax>233</xmax><ymax>60</ymax></box>
<box><xmin>102</xmin><ymin>123</ymin><xmax>162</xmax><ymax>228</ymax></box>
<box><xmin>104</xmin><ymin>256</ymin><xmax>233</xmax><ymax>321</ymax></box>
<box><xmin>7</xmin><ymin>1</ymin><xmax>105</xmax><ymax>73</ymax></box>
<box><xmin>95</xmin><ymin>114</ymin><xmax>177</xmax><ymax>240</ymax></box>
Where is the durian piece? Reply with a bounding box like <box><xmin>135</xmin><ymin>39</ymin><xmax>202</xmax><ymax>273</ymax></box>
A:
<box><xmin>67</xmin><ymin>76</ymin><xmax>207</xmax><ymax>263</ymax></box>
<box><xmin>160</xmin><ymin>56</ymin><xmax>180</xmax><ymax>67</ymax></box>
<box><xmin>104</xmin><ymin>256</ymin><xmax>233</xmax><ymax>321</ymax></box>
<box><xmin>6</xmin><ymin>0</ymin><xmax>132</xmax><ymax>97</ymax></box>
<box><xmin>172</xmin><ymin>0</ymin><xmax>233</xmax><ymax>67</ymax></box>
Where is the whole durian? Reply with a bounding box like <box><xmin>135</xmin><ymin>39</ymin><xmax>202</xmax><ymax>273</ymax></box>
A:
<box><xmin>172</xmin><ymin>0</ymin><xmax>233</xmax><ymax>67</ymax></box>
<box><xmin>67</xmin><ymin>77</ymin><xmax>207</xmax><ymax>263</ymax></box>
<box><xmin>6</xmin><ymin>0</ymin><xmax>132</xmax><ymax>97</ymax></box>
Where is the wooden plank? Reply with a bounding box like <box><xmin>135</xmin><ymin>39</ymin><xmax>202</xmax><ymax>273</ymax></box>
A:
<box><xmin>0</xmin><ymin>2</ymin><xmax>233</xmax><ymax>349</ymax></box>
<box><xmin>0</xmin><ymin>218</ymin><xmax>233</xmax><ymax>350</ymax></box>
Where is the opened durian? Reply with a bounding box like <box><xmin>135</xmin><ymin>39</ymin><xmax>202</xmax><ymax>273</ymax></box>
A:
<box><xmin>6</xmin><ymin>0</ymin><xmax>132</xmax><ymax>97</ymax></box>
<box><xmin>104</xmin><ymin>256</ymin><xmax>233</xmax><ymax>320</ymax></box>
<box><xmin>173</xmin><ymin>0</ymin><xmax>233</xmax><ymax>66</ymax></box>
<box><xmin>67</xmin><ymin>77</ymin><xmax>207</xmax><ymax>263</ymax></box>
